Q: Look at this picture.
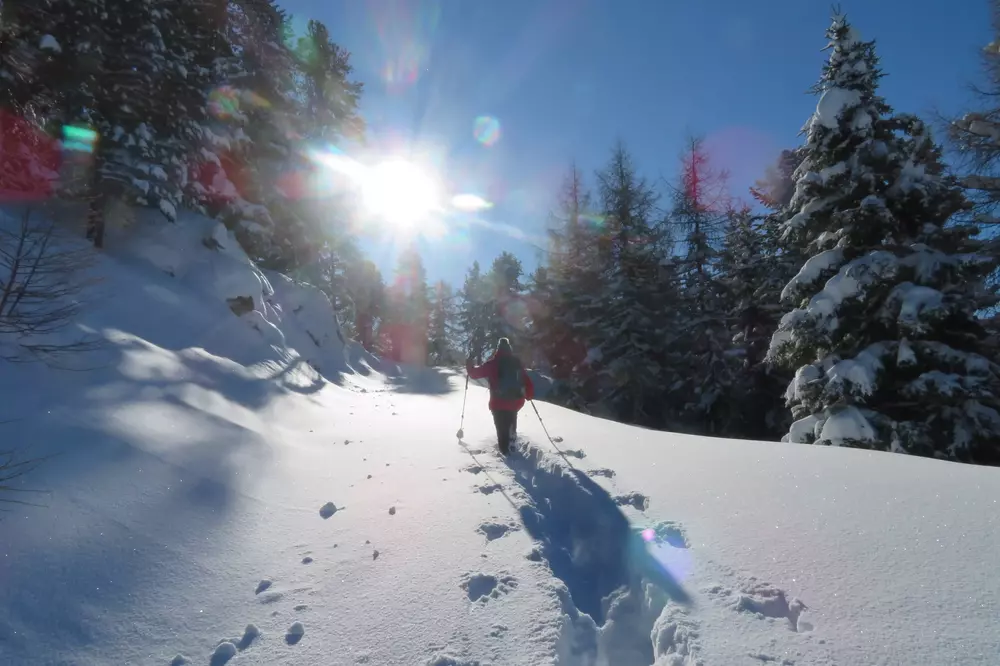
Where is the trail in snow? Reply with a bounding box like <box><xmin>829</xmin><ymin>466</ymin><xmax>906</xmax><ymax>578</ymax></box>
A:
<box><xmin>450</xmin><ymin>431</ymin><xmax>816</xmax><ymax>666</ymax></box>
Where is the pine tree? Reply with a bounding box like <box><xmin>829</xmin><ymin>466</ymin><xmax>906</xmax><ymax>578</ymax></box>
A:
<box><xmin>524</xmin><ymin>265</ymin><xmax>554</xmax><ymax>370</ymax></box>
<box><xmin>343</xmin><ymin>259</ymin><xmax>384</xmax><ymax>352</ymax></box>
<box><xmin>588</xmin><ymin>141</ymin><xmax>669</xmax><ymax>425</ymax></box>
<box><xmin>769</xmin><ymin>14</ymin><xmax>1000</xmax><ymax>464</ymax></box>
<box><xmin>295</xmin><ymin>20</ymin><xmax>365</xmax><ymax>143</ymax></box>
<box><xmin>383</xmin><ymin>246</ymin><xmax>430</xmax><ymax>364</ymax></box>
<box><xmin>668</xmin><ymin>137</ymin><xmax>735</xmax><ymax>433</ymax></box>
<box><xmin>427</xmin><ymin>281</ymin><xmax>459</xmax><ymax>366</ymax></box>
<box><xmin>457</xmin><ymin>261</ymin><xmax>491</xmax><ymax>362</ymax></box>
<box><xmin>484</xmin><ymin>251</ymin><xmax>527</xmax><ymax>351</ymax></box>
<box><xmin>750</xmin><ymin>148</ymin><xmax>805</xmax><ymax>211</ymax></box>
<box><xmin>718</xmin><ymin>206</ymin><xmax>789</xmax><ymax>438</ymax></box>
<box><xmin>541</xmin><ymin>164</ymin><xmax>606</xmax><ymax>386</ymax></box>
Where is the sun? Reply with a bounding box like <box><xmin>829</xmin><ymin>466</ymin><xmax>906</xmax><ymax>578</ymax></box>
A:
<box><xmin>361</xmin><ymin>159</ymin><xmax>440</xmax><ymax>228</ymax></box>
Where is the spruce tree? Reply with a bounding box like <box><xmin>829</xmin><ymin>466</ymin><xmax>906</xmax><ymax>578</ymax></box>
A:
<box><xmin>457</xmin><ymin>261</ymin><xmax>491</xmax><ymax>362</ymax></box>
<box><xmin>769</xmin><ymin>14</ymin><xmax>1000</xmax><ymax>463</ymax></box>
<box><xmin>668</xmin><ymin>138</ymin><xmax>734</xmax><ymax>433</ymax></box>
<box><xmin>590</xmin><ymin>141</ymin><xmax>668</xmax><ymax>425</ymax></box>
<box><xmin>541</xmin><ymin>164</ymin><xmax>605</xmax><ymax>387</ymax></box>
<box><xmin>484</xmin><ymin>252</ymin><xmax>526</xmax><ymax>352</ymax></box>
<box><xmin>427</xmin><ymin>281</ymin><xmax>459</xmax><ymax>366</ymax></box>
<box><xmin>344</xmin><ymin>259</ymin><xmax>384</xmax><ymax>352</ymax></box>
<box><xmin>383</xmin><ymin>246</ymin><xmax>430</xmax><ymax>364</ymax></box>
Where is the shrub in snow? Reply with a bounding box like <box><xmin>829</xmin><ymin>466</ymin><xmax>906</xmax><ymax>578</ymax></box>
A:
<box><xmin>0</xmin><ymin>209</ymin><xmax>97</xmax><ymax>363</ymax></box>
<box><xmin>768</xmin><ymin>14</ymin><xmax>1000</xmax><ymax>464</ymax></box>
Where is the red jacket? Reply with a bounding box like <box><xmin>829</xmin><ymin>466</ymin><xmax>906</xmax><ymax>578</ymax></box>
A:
<box><xmin>467</xmin><ymin>352</ymin><xmax>535</xmax><ymax>412</ymax></box>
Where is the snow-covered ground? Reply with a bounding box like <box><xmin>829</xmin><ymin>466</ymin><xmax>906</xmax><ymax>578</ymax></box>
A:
<box><xmin>1</xmin><ymin>208</ymin><xmax>998</xmax><ymax>665</ymax></box>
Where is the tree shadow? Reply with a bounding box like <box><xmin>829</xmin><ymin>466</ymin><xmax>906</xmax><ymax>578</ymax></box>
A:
<box><xmin>504</xmin><ymin>444</ymin><xmax>691</xmax><ymax>625</ymax></box>
<box><xmin>0</xmin><ymin>391</ymin><xmax>268</xmax><ymax>661</ymax></box>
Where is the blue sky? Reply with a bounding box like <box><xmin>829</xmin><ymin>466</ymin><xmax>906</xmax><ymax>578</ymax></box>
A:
<box><xmin>279</xmin><ymin>0</ymin><xmax>992</xmax><ymax>288</ymax></box>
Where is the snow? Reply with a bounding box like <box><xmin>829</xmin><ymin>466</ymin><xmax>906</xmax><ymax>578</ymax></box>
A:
<box><xmin>2</xmin><ymin>206</ymin><xmax>1000</xmax><ymax>665</ymax></box>
<box><xmin>39</xmin><ymin>34</ymin><xmax>62</xmax><ymax>53</ymax></box>
<box><xmin>814</xmin><ymin>87</ymin><xmax>861</xmax><ymax>130</ymax></box>
<box><xmin>824</xmin><ymin>343</ymin><xmax>888</xmax><ymax>397</ymax></box>
<box><xmin>791</xmin><ymin>250</ymin><xmax>899</xmax><ymax>332</ymax></box>
<box><xmin>781</xmin><ymin>248</ymin><xmax>844</xmax><ymax>302</ymax></box>
<box><xmin>897</xmin><ymin>338</ymin><xmax>916</xmax><ymax>366</ymax></box>
<box><xmin>888</xmin><ymin>282</ymin><xmax>944</xmax><ymax>333</ymax></box>
<box><xmin>818</xmin><ymin>405</ymin><xmax>877</xmax><ymax>445</ymax></box>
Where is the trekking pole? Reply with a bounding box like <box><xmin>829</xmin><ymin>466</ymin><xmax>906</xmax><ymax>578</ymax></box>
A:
<box><xmin>456</xmin><ymin>373</ymin><xmax>469</xmax><ymax>440</ymax></box>
<box><xmin>530</xmin><ymin>400</ymin><xmax>560</xmax><ymax>450</ymax></box>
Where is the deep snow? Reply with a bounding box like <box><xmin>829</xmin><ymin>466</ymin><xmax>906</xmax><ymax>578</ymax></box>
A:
<box><xmin>1</xmin><ymin>207</ymin><xmax>999</xmax><ymax>665</ymax></box>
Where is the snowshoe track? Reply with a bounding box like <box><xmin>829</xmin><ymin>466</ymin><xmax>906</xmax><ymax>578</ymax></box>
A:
<box><xmin>464</xmin><ymin>437</ymin><xmax>700</xmax><ymax>665</ymax></box>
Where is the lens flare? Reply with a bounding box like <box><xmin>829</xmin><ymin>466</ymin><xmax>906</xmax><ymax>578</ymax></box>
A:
<box><xmin>62</xmin><ymin>125</ymin><xmax>98</xmax><ymax>153</ymax></box>
<box><xmin>209</xmin><ymin>86</ymin><xmax>270</xmax><ymax>121</ymax></box>
<box><xmin>450</xmin><ymin>193</ymin><xmax>493</xmax><ymax>212</ymax></box>
<box><xmin>473</xmin><ymin>116</ymin><xmax>501</xmax><ymax>147</ymax></box>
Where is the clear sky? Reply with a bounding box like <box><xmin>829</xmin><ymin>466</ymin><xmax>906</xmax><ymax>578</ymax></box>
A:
<box><xmin>278</xmin><ymin>0</ymin><xmax>993</xmax><ymax>288</ymax></box>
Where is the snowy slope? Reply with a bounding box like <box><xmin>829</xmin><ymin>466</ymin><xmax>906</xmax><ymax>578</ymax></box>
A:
<box><xmin>2</xmin><ymin>208</ymin><xmax>999</xmax><ymax>666</ymax></box>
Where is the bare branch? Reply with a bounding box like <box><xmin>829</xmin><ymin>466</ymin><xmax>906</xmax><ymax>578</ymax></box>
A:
<box><xmin>0</xmin><ymin>207</ymin><xmax>101</xmax><ymax>364</ymax></box>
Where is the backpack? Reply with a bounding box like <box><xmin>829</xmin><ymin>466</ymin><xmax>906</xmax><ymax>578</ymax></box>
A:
<box><xmin>495</xmin><ymin>354</ymin><xmax>525</xmax><ymax>401</ymax></box>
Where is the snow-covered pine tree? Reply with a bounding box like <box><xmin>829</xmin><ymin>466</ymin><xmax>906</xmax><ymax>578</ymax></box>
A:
<box><xmin>750</xmin><ymin>148</ymin><xmax>805</xmax><ymax>211</ymax></box>
<box><xmin>769</xmin><ymin>14</ymin><xmax>1000</xmax><ymax>464</ymax></box>
<box><xmin>588</xmin><ymin>141</ymin><xmax>669</xmax><ymax>425</ymax></box>
<box><xmin>78</xmin><ymin>0</ymin><xmax>230</xmax><ymax>245</ymax></box>
<box><xmin>717</xmin><ymin>206</ymin><xmax>789</xmax><ymax>439</ymax></box>
<box><xmin>668</xmin><ymin>137</ymin><xmax>735</xmax><ymax>433</ymax></box>
<box><xmin>1</xmin><ymin>0</ymin><xmax>110</xmax><ymax>200</ymax></box>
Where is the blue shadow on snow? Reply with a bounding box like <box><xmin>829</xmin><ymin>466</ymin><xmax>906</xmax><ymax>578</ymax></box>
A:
<box><xmin>504</xmin><ymin>445</ymin><xmax>691</xmax><ymax>624</ymax></box>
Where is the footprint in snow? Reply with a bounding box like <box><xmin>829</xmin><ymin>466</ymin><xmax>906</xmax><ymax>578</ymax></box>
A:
<box><xmin>210</xmin><ymin>642</ymin><xmax>237</xmax><ymax>666</ymax></box>
<box><xmin>462</xmin><ymin>464</ymin><xmax>484</xmax><ymax>475</ymax></box>
<box><xmin>562</xmin><ymin>448</ymin><xmax>585</xmax><ymax>458</ymax></box>
<box><xmin>255</xmin><ymin>579</ymin><xmax>272</xmax><ymax>595</ymax></box>
<box><xmin>209</xmin><ymin>625</ymin><xmax>258</xmax><ymax>666</ymax></box>
<box><xmin>286</xmin><ymin>621</ymin><xmax>305</xmax><ymax>645</ymax></box>
<box><xmin>477</xmin><ymin>520</ymin><xmax>520</xmax><ymax>542</ymax></box>
<box><xmin>460</xmin><ymin>572</ymin><xmax>517</xmax><ymax>602</ymax></box>
<box><xmin>170</xmin><ymin>656</ymin><xmax>189</xmax><ymax>666</ymax></box>
<box><xmin>319</xmin><ymin>502</ymin><xmax>338</xmax><ymax>519</ymax></box>
<box><xmin>476</xmin><ymin>483</ymin><xmax>502</xmax><ymax>495</ymax></box>
<box><xmin>302</xmin><ymin>556</ymin><xmax>313</xmax><ymax>564</ymax></box>
<box><xmin>229</xmin><ymin>624</ymin><xmax>260</xmax><ymax>651</ymax></box>
<box><xmin>614</xmin><ymin>492</ymin><xmax>650</xmax><ymax>511</ymax></box>
<box><xmin>587</xmin><ymin>468</ymin><xmax>616</xmax><ymax>478</ymax></box>
<box><xmin>732</xmin><ymin>580</ymin><xmax>810</xmax><ymax>632</ymax></box>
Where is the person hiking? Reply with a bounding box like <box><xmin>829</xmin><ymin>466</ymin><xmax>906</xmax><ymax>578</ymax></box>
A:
<box><xmin>466</xmin><ymin>337</ymin><xmax>535</xmax><ymax>455</ymax></box>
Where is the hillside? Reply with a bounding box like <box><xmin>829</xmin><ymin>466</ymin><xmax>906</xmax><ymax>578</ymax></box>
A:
<box><xmin>0</xmin><ymin>208</ymin><xmax>998</xmax><ymax>665</ymax></box>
